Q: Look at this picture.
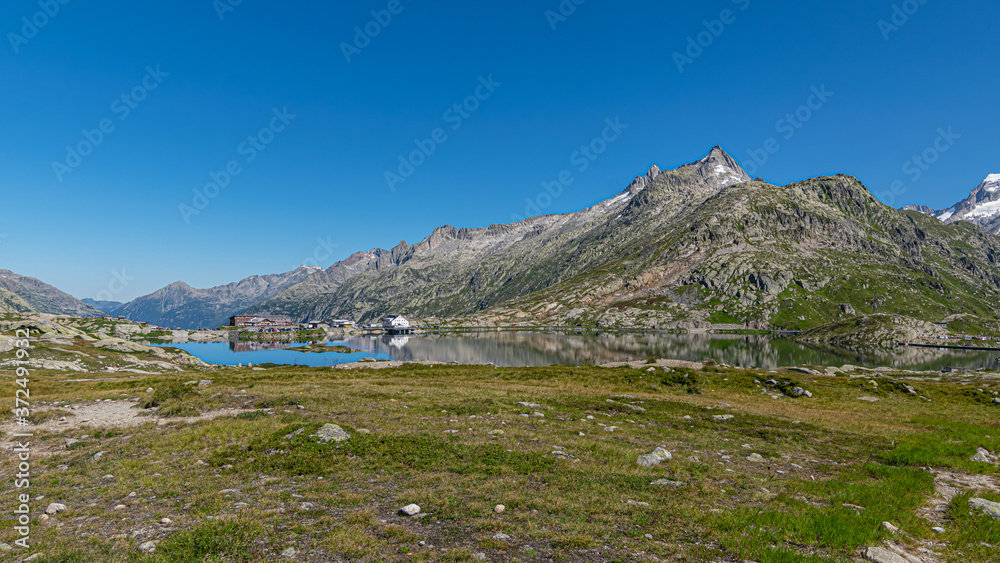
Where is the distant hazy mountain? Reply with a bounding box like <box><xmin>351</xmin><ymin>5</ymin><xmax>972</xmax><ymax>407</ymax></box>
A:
<box><xmin>248</xmin><ymin>146</ymin><xmax>1000</xmax><ymax>330</ymax></box>
<box><xmin>0</xmin><ymin>270</ymin><xmax>103</xmax><ymax>317</ymax></box>
<box><xmin>81</xmin><ymin>298</ymin><xmax>124</xmax><ymax>314</ymax></box>
<box><xmin>903</xmin><ymin>175</ymin><xmax>1000</xmax><ymax>235</ymax></box>
<box><xmin>114</xmin><ymin>266</ymin><xmax>323</xmax><ymax>329</ymax></box>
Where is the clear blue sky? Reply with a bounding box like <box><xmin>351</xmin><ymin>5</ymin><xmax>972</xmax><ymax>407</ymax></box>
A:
<box><xmin>2</xmin><ymin>0</ymin><xmax>998</xmax><ymax>301</ymax></box>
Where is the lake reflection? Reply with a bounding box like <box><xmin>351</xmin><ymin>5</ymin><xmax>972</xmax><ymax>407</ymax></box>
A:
<box><xmin>156</xmin><ymin>331</ymin><xmax>1000</xmax><ymax>371</ymax></box>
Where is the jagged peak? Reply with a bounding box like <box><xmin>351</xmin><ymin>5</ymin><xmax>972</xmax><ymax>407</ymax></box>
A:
<box><xmin>683</xmin><ymin>145</ymin><xmax>751</xmax><ymax>190</ymax></box>
<box><xmin>623</xmin><ymin>164</ymin><xmax>662</xmax><ymax>196</ymax></box>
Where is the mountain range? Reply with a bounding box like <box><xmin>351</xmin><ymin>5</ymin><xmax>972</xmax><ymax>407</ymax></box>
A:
<box><xmin>0</xmin><ymin>270</ymin><xmax>103</xmax><ymax>317</ymax></box>
<box><xmin>7</xmin><ymin>147</ymin><xmax>999</xmax><ymax>331</ymax></box>
<box><xmin>902</xmin><ymin>174</ymin><xmax>1000</xmax><ymax>235</ymax></box>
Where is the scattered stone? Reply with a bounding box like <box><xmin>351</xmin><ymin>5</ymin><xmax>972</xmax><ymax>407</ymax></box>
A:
<box><xmin>971</xmin><ymin>448</ymin><xmax>995</xmax><ymax>463</ymax></box>
<box><xmin>160</xmin><ymin>518</ymin><xmax>172</xmax><ymax>525</ymax></box>
<box><xmin>932</xmin><ymin>526</ymin><xmax>946</xmax><ymax>533</ymax></box>
<box><xmin>198</xmin><ymin>380</ymin><xmax>212</xmax><ymax>386</ymax></box>
<box><xmin>970</xmin><ymin>497</ymin><xmax>1000</xmax><ymax>520</ymax></box>
<box><xmin>281</xmin><ymin>547</ymin><xmax>297</xmax><ymax>558</ymax></box>
<box><xmin>637</xmin><ymin>447</ymin><xmax>672</xmax><ymax>468</ymax></box>
<box><xmin>713</xmin><ymin>414</ymin><xmax>734</xmax><ymax>421</ymax></box>
<box><xmin>44</xmin><ymin>503</ymin><xmax>66</xmax><ymax>515</ymax></box>
<box><xmin>311</xmin><ymin>424</ymin><xmax>350</xmax><ymax>444</ymax></box>
<box><xmin>607</xmin><ymin>399</ymin><xmax>646</xmax><ymax>413</ymax></box>
<box><xmin>494</xmin><ymin>504</ymin><xmax>505</xmax><ymax>514</ymax></box>
<box><xmin>746</xmin><ymin>453</ymin><xmax>765</xmax><ymax>463</ymax></box>
<box><xmin>91</xmin><ymin>451</ymin><xmax>106</xmax><ymax>461</ymax></box>
<box><xmin>220</xmin><ymin>489</ymin><xmax>241</xmax><ymax>495</ymax></box>
<box><xmin>551</xmin><ymin>451</ymin><xmax>578</xmax><ymax>460</ymax></box>
<box><xmin>863</xmin><ymin>547</ymin><xmax>908</xmax><ymax>563</ymax></box>
<box><xmin>139</xmin><ymin>541</ymin><xmax>156</xmax><ymax>553</ymax></box>
<box><xmin>604</xmin><ymin>426</ymin><xmax>618</xmax><ymax>432</ymax></box>
<box><xmin>627</xmin><ymin>500</ymin><xmax>650</xmax><ymax>507</ymax></box>
<box><xmin>64</xmin><ymin>438</ymin><xmax>79</xmax><ymax>448</ymax></box>
<box><xmin>145</xmin><ymin>388</ymin><xmax>153</xmax><ymax>393</ymax></box>
<box><xmin>791</xmin><ymin>387</ymin><xmax>805</xmax><ymax>397</ymax></box>
<box><xmin>493</xmin><ymin>532</ymin><xmax>511</xmax><ymax>540</ymax></box>
<box><xmin>516</xmin><ymin>402</ymin><xmax>541</xmax><ymax>409</ymax></box>
<box><xmin>650</xmin><ymin>479</ymin><xmax>686</xmax><ymax>488</ymax></box>
<box><xmin>0</xmin><ymin>544</ymin><xmax>9</xmax><ymax>552</ymax></box>
<box><xmin>399</xmin><ymin>504</ymin><xmax>421</xmax><ymax>516</ymax></box>
<box><xmin>472</xmin><ymin>553</ymin><xmax>487</xmax><ymax>561</ymax></box>
<box><xmin>881</xmin><ymin>521</ymin><xmax>899</xmax><ymax>534</ymax></box>
<box><xmin>114</xmin><ymin>505</ymin><xmax>126</xmax><ymax>510</ymax></box>
<box><xmin>858</xmin><ymin>397</ymin><xmax>880</xmax><ymax>403</ymax></box>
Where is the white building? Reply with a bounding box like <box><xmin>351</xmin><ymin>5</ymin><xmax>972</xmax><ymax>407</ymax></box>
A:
<box><xmin>381</xmin><ymin>315</ymin><xmax>410</xmax><ymax>329</ymax></box>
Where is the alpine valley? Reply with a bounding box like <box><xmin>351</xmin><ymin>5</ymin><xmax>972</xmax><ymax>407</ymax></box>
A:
<box><xmin>11</xmin><ymin>147</ymin><xmax>1000</xmax><ymax>333</ymax></box>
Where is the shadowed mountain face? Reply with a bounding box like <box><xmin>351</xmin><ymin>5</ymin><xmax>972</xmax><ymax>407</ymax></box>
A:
<box><xmin>249</xmin><ymin>147</ymin><xmax>1000</xmax><ymax>330</ymax></box>
<box><xmin>0</xmin><ymin>270</ymin><xmax>103</xmax><ymax>317</ymax></box>
<box><xmin>114</xmin><ymin>266</ymin><xmax>323</xmax><ymax>329</ymax></box>
<box><xmin>903</xmin><ymin>175</ymin><xmax>1000</xmax><ymax>235</ymax></box>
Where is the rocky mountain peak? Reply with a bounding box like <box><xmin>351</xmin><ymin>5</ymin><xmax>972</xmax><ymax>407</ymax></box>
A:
<box><xmin>624</xmin><ymin>164</ymin><xmax>662</xmax><ymax>196</ymax></box>
<box><xmin>686</xmin><ymin>146</ymin><xmax>751</xmax><ymax>191</ymax></box>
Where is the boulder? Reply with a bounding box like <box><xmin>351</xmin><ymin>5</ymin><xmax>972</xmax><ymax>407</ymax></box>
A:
<box><xmin>311</xmin><ymin>424</ymin><xmax>350</xmax><ymax>444</ymax></box>
<box><xmin>637</xmin><ymin>447</ymin><xmax>672</xmax><ymax>468</ymax></box>
<box><xmin>970</xmin><ymin>497</ymin><xmax>1000</xmax><ymax>520</ymax></box>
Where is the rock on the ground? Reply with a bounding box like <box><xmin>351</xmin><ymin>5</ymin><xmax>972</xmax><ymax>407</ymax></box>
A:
<box><xmin>281</xmin><ymin>547</ymin><xmax>297</xmax><ymax>558</ymax></box>
<box><xmin>44</xmin><ymin>503</ymin><xmax>66</xmax><ymax>515</ymax></box>
<box><xmin>971</xmin><ymin>447</ymin><xmax>995</xmax><ymax>464</ymax></box>
<box><xmin>713</xmin><ymin>414</ymin><xmax>734</xmax><ymax>421</ymax></box>
<box><xmin>399</xmin><ymin>504</ymin><xmax>421</xmax><ymax>516</ymax></box>
<box><xmin>311</xmin><ymin>424</ymin><xmax>350</xmax><ymax>444</ymax></box>
<box><xmin>863</xmin><ymin>547</ymin><xmax>908</xmax><ymax>563</ymax></box>
<box><xmin>858</xmin><ymin>397</ymin><xmax>880</xmax><ymax>403</ymax></box>
<box><xmin>746</xmin><ymin>453</ymin><xmax>765</xmax><ymax>463</ymax></box>
<box><xmin>970</xmin><ymin>497</ymin><xmax>1000</xmax><ymax>519</ymax></box>
<box><xmin>881</xmin><ymin>521</ymin><xmax>899</xmax><ymax>534</ymax></box>
<box><xmin>139</xmin><ymin>541</ymin><xmax>156</xmax><ymax>553</ymax></box>
<box><xmin>637</xmin><ymin>447</ymin><xmax>672</xmax><ymax>467</ymax></box>
<box><xmin>650</xmin><ymin>479</ymin><xmax>686</xmax><ymax>487</ymax></box>
<box><xmin>494</xmin><ymin>504</ymin><xmax>505</xmax><ymax>514</ymax></box>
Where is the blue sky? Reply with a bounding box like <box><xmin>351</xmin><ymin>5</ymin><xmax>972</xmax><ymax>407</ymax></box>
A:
<box><xmin>2</xmin><ymin>0</ymin><xmax>998</xmax><ymax>301</ymax></box>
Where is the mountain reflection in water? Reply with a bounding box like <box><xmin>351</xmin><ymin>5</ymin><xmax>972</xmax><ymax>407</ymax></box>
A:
<box><xmin>156</xmin><ymin>331</ymin><xmax>1000</xmax><ymax>370</ymax></box>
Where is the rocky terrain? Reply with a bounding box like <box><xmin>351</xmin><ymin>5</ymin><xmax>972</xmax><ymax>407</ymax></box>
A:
<box><xmin>0</xmin><ymin>270</ymin><xmax>103</xmax><ymax>317</ymax></box>
<box><xmin>239</xmin><ymin>147</ymin><xmax>1000</xmax><ymax>335</ymax></box>
<box><xmin>904</xmin><ymin>174</ymin><xmax>1000</xmax><ymax>235</ymax></box>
